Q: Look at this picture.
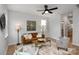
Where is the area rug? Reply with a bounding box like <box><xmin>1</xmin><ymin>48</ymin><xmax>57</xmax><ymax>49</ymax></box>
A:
<box><xmin>15</xmin><ymin>40</ymin><xmax>71</xmax><ymax>55</ymax></box>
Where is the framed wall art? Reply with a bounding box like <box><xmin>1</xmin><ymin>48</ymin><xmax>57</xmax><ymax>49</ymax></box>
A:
<box><xmin>27</xmin><ymin>21</ymin><xmax>36</xmax><ymax>31</ymax></box>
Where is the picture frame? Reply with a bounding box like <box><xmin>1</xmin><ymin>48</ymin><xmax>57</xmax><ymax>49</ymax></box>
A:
<box><xmin>27</xmin><ymin>21</ymin><xmax>36</xmax><ymax>31</ymax></box>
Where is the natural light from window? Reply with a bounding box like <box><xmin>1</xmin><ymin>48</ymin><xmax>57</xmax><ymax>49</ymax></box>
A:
<box><xmin>41</xmin><ymin>20</ymin><xmax>46</xmax><ymax>26</ymax></box>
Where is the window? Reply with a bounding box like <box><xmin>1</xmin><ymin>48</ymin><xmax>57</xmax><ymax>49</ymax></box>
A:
<box><xmin>41</xmin><ymin>20</ymin><xmax>46</xmax><ymax>35</ymax></box>
<box><xmin>41</xmin><ymin>20</ymin><xmax>46</xmax><ymax>26</ymax></box>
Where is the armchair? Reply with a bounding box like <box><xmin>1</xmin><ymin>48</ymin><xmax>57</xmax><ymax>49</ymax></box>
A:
<box><xmin>56</xmin><ymin>37</ymin><xmax>69</xmax><ymax>51</ymax></box>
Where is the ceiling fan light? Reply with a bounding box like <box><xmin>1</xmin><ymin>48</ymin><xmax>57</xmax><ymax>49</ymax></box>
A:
<box><xmin>45</xmin><ymin>11</ymin><xmax>48</xmax><ymax>13</ymax></box>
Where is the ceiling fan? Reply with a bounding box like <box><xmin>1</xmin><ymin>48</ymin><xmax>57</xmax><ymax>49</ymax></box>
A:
<box><xmin>37</xmin><ymin>5</ymin><xmax>58</xmax><ymax>15</ymax></box>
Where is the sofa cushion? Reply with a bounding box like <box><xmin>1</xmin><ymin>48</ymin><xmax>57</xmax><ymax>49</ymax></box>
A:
<box><xmin>37</xmin><ymin>34</ymin><xmax>42</xmax><ymax>37</ymax></box>
<box><xmin>28</xmin><ymin>34</ymin><xmax>32</xmax><ymax>39</ymax></box>
<box><xmin>23</xmin><ymin>34</ymin><xmax>32</xmax><ymax>39</ymax></box>
<box><xmin>31</xmin><ymin>33</ymin><xmax>38</xmax><ymax>38</ymax></box>
<box><xmin>24</xmin><ymin>35</ymin><xmax>29</xmax><ymax>39</ymax></box>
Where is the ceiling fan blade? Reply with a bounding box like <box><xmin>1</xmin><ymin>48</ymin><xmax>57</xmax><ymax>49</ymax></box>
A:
<box><xmin>37</xmin><ymin>10</ymin><xmax>44</xmax><ymax>11</ymax></box>
<box><xmin>42</xmin><ymin>11</ymin><xmax>45</xmax><ymax>15</ymax></box>
<box><xmin>48</xmin><ymin>10</ymin><xmax>53</xmax><ymax>14</ymax></box>
<box><xmin>49</xmin><ymin>7</ymin><xmax>58</xmax><ymax>10</ymax></box>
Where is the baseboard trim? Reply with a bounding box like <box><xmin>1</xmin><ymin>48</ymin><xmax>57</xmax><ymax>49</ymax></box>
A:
<box><xmin>72</xmin><ymin>42</ymin><xmax>79</xmax><ymax>47</ymax></box>
<box><xmin>8</xmin><ymin>42</ymin><xmax>17</xmax><ymax>46</ymax></box>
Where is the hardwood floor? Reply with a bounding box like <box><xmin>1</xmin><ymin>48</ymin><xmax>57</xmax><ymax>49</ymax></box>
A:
<box><xmin>7</xmin><ymin>45</ymin><xmax>17</xmax><ymax>55</ymax></box>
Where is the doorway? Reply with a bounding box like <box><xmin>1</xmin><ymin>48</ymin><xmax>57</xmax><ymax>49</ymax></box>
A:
<box><xmin>61</xmin><ymin>13</ymin><xmax>73</xmax><ymax>48</ymax></box>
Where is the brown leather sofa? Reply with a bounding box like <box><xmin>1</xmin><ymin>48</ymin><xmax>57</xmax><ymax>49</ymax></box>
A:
<box><xmin>21</xmin><ymin>35</ymin><xmax>31</xmax><ymax>44</ymax></box>
<box><xmin>21</xmin><ymin>32</ymin><xmax>38</xmax><ymax>44</ymax></box>
<box><xmin>31</xmin><ymin>33</ymin><xmax>38</xmax><ymax>41</ymax></box>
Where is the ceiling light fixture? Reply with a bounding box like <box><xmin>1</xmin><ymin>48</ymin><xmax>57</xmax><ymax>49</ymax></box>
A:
<box><xmin>45</xmin><ymin>11</ymin><xmax>48</xmax><ymax>13</ymax></box>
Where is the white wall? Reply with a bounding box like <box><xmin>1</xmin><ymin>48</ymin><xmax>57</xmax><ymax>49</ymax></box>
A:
<box><xmin>73</xmin><ymin>8</ymin><xmax>79</xmax><ymax>46</ymax></box>
<box><xmin>8</xmin><ymin>11</ymin><xmax>48</xmax><ymax>45</ymax></box>
<box><xmin>48</xmin><ymin>13</ymin><xmax>61</xmax><ymax>40</ymax></box>
<box><xmin>0</xmin><ymin>5</ymin><xmax>8</xmax><ymax>55</ymax></box>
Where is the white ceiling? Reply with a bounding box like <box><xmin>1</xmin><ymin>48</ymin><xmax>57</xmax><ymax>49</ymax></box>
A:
<box><xmin>7</xmin><ymin>4</ymin><xmax>77</xmax><ymax>17</ymax></box>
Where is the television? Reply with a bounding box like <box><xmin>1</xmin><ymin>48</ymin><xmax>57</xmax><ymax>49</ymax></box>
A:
<box><xmin>0</xmin><ymin>14</ymin><xmax>6</xmax><ymax>30</ymax></box>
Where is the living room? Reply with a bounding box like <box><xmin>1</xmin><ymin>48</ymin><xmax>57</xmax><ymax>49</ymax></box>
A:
<box><xmin>0</xmin><ymin>4</ymin><xmax>79</xmax><ymax>55</ymax></box>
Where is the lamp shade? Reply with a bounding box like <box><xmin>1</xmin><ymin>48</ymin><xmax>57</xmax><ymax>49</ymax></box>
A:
<box><xmin>16</xmin><ymin>24</ymin><xmax>21</xmax><ymax>32</ymax></box>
